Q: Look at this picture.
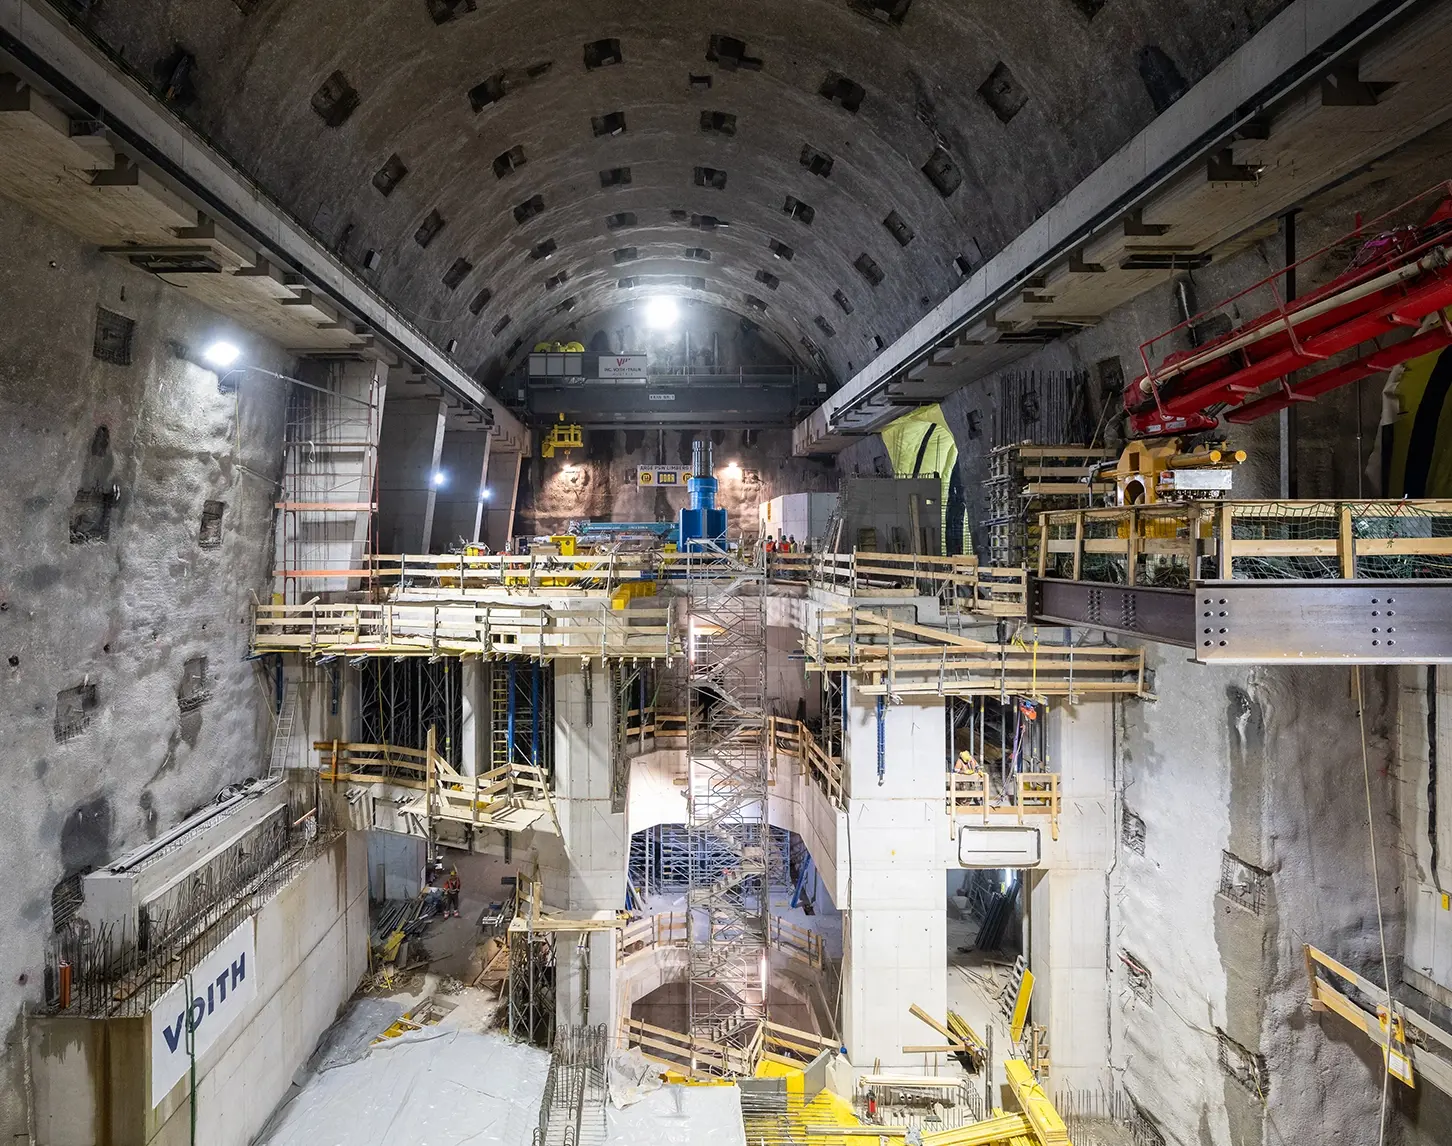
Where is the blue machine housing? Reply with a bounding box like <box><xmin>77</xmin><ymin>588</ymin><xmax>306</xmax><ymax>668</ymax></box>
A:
<box><xmin>678</xmin><ymin>441</ymin><xmax>728</xmax><ymax>550</ymax></box>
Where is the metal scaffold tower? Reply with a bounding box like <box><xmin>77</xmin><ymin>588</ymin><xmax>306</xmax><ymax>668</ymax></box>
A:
<box><xmin>684</xmin><ymin>557</ymin><xmax>771</xmax><ymax>1058</ymax></box>
<box><xmin>274</xmin><ymin>361</ymin><xmax>383</xmax><ymax>603</ymax></box>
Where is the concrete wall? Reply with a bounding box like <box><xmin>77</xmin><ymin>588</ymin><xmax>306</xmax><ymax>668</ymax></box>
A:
<box><xmin>839</xmin><ymin>687</ymin><xmax>953</xmax><ymax>1068</ymax></box>
<box><xmin>0</xmin><ymin>194</ymin><xmax>289</xmax><ymax>1138</ymax></box>
<box><xmin>1109</xmin><ymin>655</ymin><xmax>1404</xmax><ymax>1145</ymax></box>
<box><xmin>29</xmin><ymin>832</ymin><xmax>369</xmax><ymax>1146</ymax></box>
<box><xmin>375</xmin><ymin>395</ymin><xmax>445</xmax><ymax>552</ymax></box>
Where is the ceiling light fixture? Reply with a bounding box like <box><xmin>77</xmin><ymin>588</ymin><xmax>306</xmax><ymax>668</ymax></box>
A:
<box><xmin>644</xmin><ymin>295</ymin><xmax>679</xmax><ymax>330</ymax></box>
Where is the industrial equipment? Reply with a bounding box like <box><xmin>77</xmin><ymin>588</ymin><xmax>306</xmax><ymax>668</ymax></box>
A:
<box><xmin>1096</xmin><ymin>437</ymin><xmax>1246</xmax><ymax>504</ymax></box>
<box><xmin>1125</xmin><ymin>184</ymin><xmax>1452</xmax><ymax>437</ymax></box>
<box><xmin>540</xmin><ymin>417</ymin><xmax>583</xmax><ymax>458</ymax></box>
<box><xmin>678</xmin><ymin>439</ymin><xmax>729</xmax><ymax>550</ymax></box>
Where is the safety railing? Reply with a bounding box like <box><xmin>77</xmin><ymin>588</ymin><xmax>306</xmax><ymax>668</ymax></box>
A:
<box><xmin>1305</xmin><ymin>943</ymin><xmax>1452</xmax><ymax>1095</ymax></box>
<box><xmin>616</xmin><ymin>912</ymin><xmax>690</xmax><ymax>965</ymax></box>
<box><xmin>252</xmin><ymin>599</ymin><xmax>673</xmax><ymax>659</ymax></box>
<box><xmin>620</xmin><ymin>1014</ymin><xmax>837</xmax><ymax>1077</ymax></box>
<box><xmin>804</xmin><ymin>607</ymin><xmax>1148</xmax><ymax>698</ymax></box>
<box><xmin>314</xmin><ymin>731</ymin><xmax>557</xmax><ymax>833</ymax></box>
<box><xmin>767</xmin><ymin>716</ymin><xmax>845</xmax><ymax>809</ymax></box>
<box><xmin>766</xmin><ymin>550</ymin><xmax>1029</xmax><ymax>617</ymax></box>
<box><xmin>1040</xmin><ymin>500</ymin><xmax>1452</xmax><ymax>587</ymax></box>
<box><xmin>768</xmin><ymin>915</ymin><xmax>827</xmax><ymax>970</ymax></box>
<box><xmin>616</xmin><ymin>911</ymin><xmax>823</xmax><ymax>970</ymax></box>
<box><xmin>947</xmin><ymin>771</ymin><xmax>1061</xmax><ymax>839</ymax></box>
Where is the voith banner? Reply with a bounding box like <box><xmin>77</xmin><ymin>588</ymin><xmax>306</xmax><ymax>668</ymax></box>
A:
<box><xmin>597</xmin><ymin>354</ymin><xmax>648</xmax><ymax>378</ymax></box>
<box><xmin>149</xmin><ymin>916</ymin><xmax>258</xmax><ymax>1106</ymax></box>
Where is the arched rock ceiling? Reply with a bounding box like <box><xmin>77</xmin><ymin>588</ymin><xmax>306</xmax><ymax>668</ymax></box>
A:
<box><xmin>88</xmin><ymin>0</ymin><xmax>1285</xmax><ymax>392</ymax></box>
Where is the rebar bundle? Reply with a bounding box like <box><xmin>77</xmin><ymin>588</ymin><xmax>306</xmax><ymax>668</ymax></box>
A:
<box><xmin>535</xmin><ymin>1024</ymin><xmax>609</xmax><ymax>1146</ymax></box>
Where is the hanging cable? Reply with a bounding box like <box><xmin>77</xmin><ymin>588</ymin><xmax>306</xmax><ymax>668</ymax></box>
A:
<box><xmin>1354</xmin><ymin>666</ymin><xmax>1394</xmax><ymax>1146</ymax></box>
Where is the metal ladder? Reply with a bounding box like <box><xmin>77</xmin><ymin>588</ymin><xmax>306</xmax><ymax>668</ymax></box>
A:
<box><xmin>268</xmin><ymin>686</ymin><xmax>299</xmax><ymax>778</ymax></box>
<box><xmin>490</xmin><ymin>668</ymin><xmax>511</xmax><ymax>770</ymax></box>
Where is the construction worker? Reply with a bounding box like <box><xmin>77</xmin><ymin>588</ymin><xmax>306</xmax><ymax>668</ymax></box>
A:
<box><xmin>444</xmin><ymin>868</ymin><xmax>461</xmax><ymax>918</ymax></box>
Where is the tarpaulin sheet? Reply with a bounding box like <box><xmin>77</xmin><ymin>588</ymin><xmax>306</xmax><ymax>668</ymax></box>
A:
<box><xmin>258</xmin><ymin>1029</ymin><xmax>549</xmax><ymax>1146</ymax></box>
<box><xmin>603</xmin><ymin>1082</ymin><xmax>747</xmax><ymax>1146</ymax></box>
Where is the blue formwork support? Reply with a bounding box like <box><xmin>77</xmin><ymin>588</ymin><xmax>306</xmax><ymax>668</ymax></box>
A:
<box><xmin>506</xmin><ymin>661</ymin><xmax>518</xmax><ymax>767</ymax></box>
<box><xmin>530</xmin><ymin>663</ymin><xmax>541</xmax><ymax>766</ymax></box>
<box><xmin>790</xmin><ymin>853</ymin><xmax>813</xmax><ymax>909</ymax></box>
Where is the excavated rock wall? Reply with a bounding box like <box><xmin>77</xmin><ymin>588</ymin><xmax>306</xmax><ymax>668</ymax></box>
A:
<box><xmin>0</xmin><ymin>196</ymin><xmax>288</xmax><ymax>1136</ymax></box>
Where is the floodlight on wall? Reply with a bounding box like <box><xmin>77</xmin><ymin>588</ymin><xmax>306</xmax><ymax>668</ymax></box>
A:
<box><xmin>479</xmin><ymin>487</ymin><xmax>492</xmax><ymax>501</ymax></box>
<box><xmin>644</xmin><ymin>295</ymin><xmax>679</xmax><ymax>330</ymax></box>
<box><xmin>202</xmin><ymin>340</ymin><xmax>241</xmax><ymax>368</ymax></box>
<box><xmin>432</xmin><ymin>470</ymin><xmax>447</xmax><ymax>488</ymax></box>
<box><xmin>724</xmin><ymin>460</ymin><xmax>742</xmax><ymax>478</ymax></box>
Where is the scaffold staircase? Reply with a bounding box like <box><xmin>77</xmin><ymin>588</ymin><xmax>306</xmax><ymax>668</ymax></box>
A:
<box><xmin>685</xmin><ymin>564</ymin><xmax>772</xmax><ymax>1056</ymax></box>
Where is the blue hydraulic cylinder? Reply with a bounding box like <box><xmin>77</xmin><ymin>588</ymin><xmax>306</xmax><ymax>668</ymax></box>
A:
<box><xmin>678</xmin><ymin>439</ymin><xmax>728</xmax><ymax>550</ymax></box>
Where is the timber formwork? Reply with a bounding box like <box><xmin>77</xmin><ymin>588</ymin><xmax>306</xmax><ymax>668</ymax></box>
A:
<box><xmin>684</xmin><ymin>557</ymin><xmax>772</xmax><ymax>1061</ymax></box>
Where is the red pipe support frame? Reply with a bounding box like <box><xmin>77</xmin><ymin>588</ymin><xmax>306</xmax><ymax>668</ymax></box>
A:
<box><xmin>1226</xmin><ymin>325</ymin><xmax>1452</xmax><ymax>423</ymax></box>
<box><xmin>1162</xmin><ymin>268</ymin><xmax>1452</xmax><ymax>418</ymax></box>
<box><xmin>1125</xmin><ymin>186</ymin><xmax>1452</xmax><ymax>437</ymax></box>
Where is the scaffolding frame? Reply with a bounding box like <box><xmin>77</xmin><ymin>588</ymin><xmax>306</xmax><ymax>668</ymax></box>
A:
<box><xmin>684</xmin><ymin>562</ymin><xmax>771</xmax><ymax>1057</ymax></box>
<box><xmin>274</xmin><ymin>362</ymin><xmax>383</xmax><ymax>603</ymax></box>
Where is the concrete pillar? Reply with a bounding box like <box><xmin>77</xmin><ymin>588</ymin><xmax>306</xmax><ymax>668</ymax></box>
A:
<box><xmin>375</xmin><ymin>396</ymin><xmax>446</xmax><ymax>553</ymax></box>
<box><xmin>483</xmin><ymin>447</ymin><xmax>524</xmax><ymax>549</ymax></box>
<box><xmin>479</xmin><ymin>435</ymin><xmax>502</xmax><ymax>549</ymax></box>
<box><xmin>839</xmin><ymin>686</ymin><xmax>950</xmax><ymax>1068</ymax></box>
<box><xmin>430</xmin><ymin>427</ymin><xmax>493</xmax><ymax>552</ymax></box>
<box><xmin>543</xmin><ymin>660</ymin><xmax>625</xmax><ymax>1031</ymax></box>
<box><xmin>459</xmin><ymin>659</ymin><xmax>484</xmax><ymax>778</ymax></box>
<box><xmin>1031</xmin><ymin>697</ymin><xmax>1114</xmax><ymax>1093</ymax></box>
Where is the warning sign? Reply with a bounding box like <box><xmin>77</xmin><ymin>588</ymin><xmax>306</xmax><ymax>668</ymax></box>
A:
<box><xmin>636</xmin><ymin>466</ymin><xmax>691</xmax><ymax>487</ymax></box>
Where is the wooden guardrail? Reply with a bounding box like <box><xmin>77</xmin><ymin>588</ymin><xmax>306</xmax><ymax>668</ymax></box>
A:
<box><xmin>616</xmin><ymin>911</ymin><xmax>823</xmax><ymax>970</ymax></box>
<box><xmin>767</xmin><ymin>550</ymin><xmax>1029</xmax><ymax>617</ymax></box>
<box><xmin>805</xmin><ymin>607</ymin><xmax>1147</xmax><ymax>698</ymax></box>
<box><xmin>768</xmin><ymin>716</ymin><xmax>845</xmax><ymax>809</ymax></box>
<box><xmin>948</xmin><ymin>771</ymin><xmax>1061</xmax><ymax>839</ymax></box>
<box><xmin>620</xmin><ymin>1015</ymin><xmax>837</xmax><ymax>1078</ymax></box>
<box><xmin>358</xmin><ymin>547</ymin><xmax>1027</xmax><ymax>619</ymax></box>
<box><xmin>314</xmin><ymin>730</ymin><xmax>557</xmax><ymax>833</ymax></box>
<box><xmin>1040</xmin><ymin>499</ymin><xmax>1452</xmax><ymax>586</ymax></box>
<box><xmin>1305</xmin><ymin>943</ymin><xmax>1452</xmax><ymax>1094</ymax></box>
<box><xmin>253</xmin><ymin>599</ymin><xmax>673</xmax><ymax>659</ymax></box>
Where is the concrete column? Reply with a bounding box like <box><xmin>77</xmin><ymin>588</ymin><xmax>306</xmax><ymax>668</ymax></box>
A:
<box><xmin>459</xmin><ymin>659</ymin><xmax>484</xmax><ymax>778</ymax></box>
<box><xmin>430</xmin><ymin>427</ymin><xmax>493</xmax><ymax>552</ymax></box>
<box><xmin>1031</xmin><ymin>697</ymin><xmax>1114</xmax><ymax>1093</ymax></box>
<box><xmin>543</xmin><ymin>660</ymin><xmax>625</xmax><ymax>1031</ymax></box>
<box><xmin>483</xmin><ymin>447</ymin><xmax>524</xmax><ymax>549</ymax></box>
<box><xmin>839</xmin><ymin>686</ymin><xmax>951</xmax><ymax>1069</ymax></box>
<box><xmin>375</xmin><ymin>396</ymin><xmax>446</xmax><ymax>553</ymax></box>
<box><xmin>472</xmin><ymin>433</ymin><xmax>493</xmax><ymax>544</ymax></box>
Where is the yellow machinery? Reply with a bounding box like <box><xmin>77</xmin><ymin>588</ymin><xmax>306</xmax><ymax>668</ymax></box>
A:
<box><xmin>1102</xmin><ymin>437</ymin><xmax>1245</xmax><ymax>505</ymax></box>
<box><xmin>540</xmin><ymin>420</ymin><xmax>583</xmax><ymax>458</ymax></box>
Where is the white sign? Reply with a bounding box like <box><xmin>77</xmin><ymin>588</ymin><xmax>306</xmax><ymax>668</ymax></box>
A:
<box><xmin>958</xmin><ymin>824</ymin><xmax>1042</xmax><ymax>868</ymax></box>
<box><xmin>636</xmin><ymin>466</ymin><xmax>691</xmax><ymax>487</ymax></box>
<box><xmin>598</xmin><ymin>354</ymin><xmax>648</xmax><ymax>378</ymax></box>
<box><xmin>150</xmin><ymin>916</ymin><xmax>257</xmax><ymax>1106</ymax></box>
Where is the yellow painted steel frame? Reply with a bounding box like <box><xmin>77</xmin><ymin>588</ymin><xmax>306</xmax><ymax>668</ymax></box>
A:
<box><xmin>1009</xmin><ymin>968</ymin><xmax>1035</xmax><ymax>1044</ymax></box>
